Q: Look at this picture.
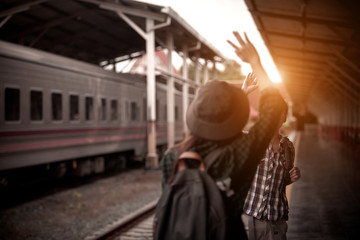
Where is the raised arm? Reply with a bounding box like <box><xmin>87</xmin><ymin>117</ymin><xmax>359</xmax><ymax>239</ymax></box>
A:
<box><xmin>227</xmin><ymin>32</ymin><xmax>272</xmax><ymax>90</ymax></box>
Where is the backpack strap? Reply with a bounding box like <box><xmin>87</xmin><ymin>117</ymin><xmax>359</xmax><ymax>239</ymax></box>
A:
<box><xmin>281</xmin><ymin>136</ymin><xmax>294</xmax><ymax>170</ymax></box>
<box><xmin>204</xmin><ymin>147</ymin><xmax>225</xmax><ymax>172</ymax></box>
<box><xmin>205</xmin><ymin>147</ymin><xmax>235</xmax><ymax>198</ymax></box>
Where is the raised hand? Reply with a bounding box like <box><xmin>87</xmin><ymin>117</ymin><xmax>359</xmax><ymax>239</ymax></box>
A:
<box><xmin>242</xmin><ymin>72</ymin><xmax>258</xmax><ymax>95</ymax></box>
<box><xmin>227</xmin><ymin>31</ymin><xmax>273</xmax><ymax>89</ymax></box>
<box><xmin>227</xmin><ymin>32</ymin><xmax>260</xmax><ymax>64</ymax></box>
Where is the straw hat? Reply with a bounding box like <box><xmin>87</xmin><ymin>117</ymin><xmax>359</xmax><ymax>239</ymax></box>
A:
<box><xmin>186</xmin><ymin>80</ymin><xmax>249</xmax><ymax>141</ymax></box>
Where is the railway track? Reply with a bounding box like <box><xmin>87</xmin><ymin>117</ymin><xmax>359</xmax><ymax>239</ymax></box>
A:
<box><xmin>85</xmin><ymin>199</ymin><xmax>158</xmax><ymax>240</ymax></box>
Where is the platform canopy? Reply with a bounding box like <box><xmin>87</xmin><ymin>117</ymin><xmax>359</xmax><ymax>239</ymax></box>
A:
<box><xmin>245</xmin><ymin>0</ymin><xmax>360</xmax><ymax>117</ymax></box>
<box><xmin>0</xmin><ymin>0</ymin><xmax>226</xmax><ymax>66</ymax></box>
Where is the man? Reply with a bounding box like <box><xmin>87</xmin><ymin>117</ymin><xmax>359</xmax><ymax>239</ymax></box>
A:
<box><xmin>243</xmin><ymin>106</ymin><xmax>301</xmax><ymax>240</ymax></box>
<box><xmin>160</xmin><ymin>32</ymin><xmax>287</xmax><ymax>239</ymax></box>
<box><xmin>228</xmin><ymin>32</ymin><xmax>301</xmax><ymax>239</ymax></box>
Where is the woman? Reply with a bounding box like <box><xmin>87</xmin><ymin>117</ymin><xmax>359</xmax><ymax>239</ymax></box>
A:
<box><xmin>160</xmin><ymin>32</ymin><xmax>288</xmax><ymax>239</ymax></box>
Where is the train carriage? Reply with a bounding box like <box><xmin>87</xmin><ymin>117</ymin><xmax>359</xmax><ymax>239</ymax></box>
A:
<box><xmin>0</xmin><ymin>40</ymin><xmax>187</xmax><ymax>181</ymax></box>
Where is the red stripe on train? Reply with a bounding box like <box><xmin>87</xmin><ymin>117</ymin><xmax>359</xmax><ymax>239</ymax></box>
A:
<box><xmin>0</xmin><ymin>126</ymin><xmax>147</xmax><ymax>137</ymax></box>
<box><xmin>0</xmin><ymin>134</ymin><xmax>147</xmax><ymax>153</ymax></box>
<box><xmin>0</xmin><ymin>130</ymin><xmax>183</xmax><ymax>153</ymax></box>
<box><xmin>0</xmin><ymin>124</ymin><xmax>177</xmax><ymax>137</ymax></box>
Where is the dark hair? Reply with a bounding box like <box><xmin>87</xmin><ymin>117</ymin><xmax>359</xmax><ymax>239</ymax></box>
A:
<box><xmin>173</xmin><ymin>133</ymin><xmax>205</xmax><ymax>158</ymax></box>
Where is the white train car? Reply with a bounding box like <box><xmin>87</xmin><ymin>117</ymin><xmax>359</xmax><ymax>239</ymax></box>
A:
<box><xmin>0</xmin><ymin>40</ymin><xmax>186</xmax><ymax>181</ymax></box>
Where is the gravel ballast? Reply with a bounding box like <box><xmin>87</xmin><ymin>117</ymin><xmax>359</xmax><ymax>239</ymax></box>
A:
<box><xmin>0</xmin><ymin>169</ymin><xmax>162</xmax><ymax>240</ymax></box>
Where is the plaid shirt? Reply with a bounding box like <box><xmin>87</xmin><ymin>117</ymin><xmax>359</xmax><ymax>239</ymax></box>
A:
<box><xmin>161</xmin><ymin>87</ymin><xmax>287</xmax><ymax>219</ymax></box>
<box><xmin>243</xmin><ymin>135</ymin><xmax>295</xmax><ymax>221</ymax></box>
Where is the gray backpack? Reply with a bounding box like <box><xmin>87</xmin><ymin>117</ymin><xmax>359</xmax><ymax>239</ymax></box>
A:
<box><xmin>153</xmin><ymin>149</ymin><xmax>227</xmax><ymax>240</ymax></box>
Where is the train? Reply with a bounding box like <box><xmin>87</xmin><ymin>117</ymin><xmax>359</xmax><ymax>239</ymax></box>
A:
<box><xmin>0</xmin><ymin>40</ymin><xmax>191</xmax><ymax>185</ymax></box>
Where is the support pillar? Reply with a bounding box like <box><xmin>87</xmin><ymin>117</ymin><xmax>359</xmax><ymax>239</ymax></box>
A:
<box><xmin>194</xmin><ymin>53</ymin><xmax>201</xmax><ymax>96</ymax></box>
<box><xmin>204</xmin><ymin>60</ymin><xmax>209</xmax><ymax>83</ymax></box>
<box><xmin>212</xmin><ymin>61</ymin><xmax>217</xmax><ymax>79</ymax></box>
<box><xmin>166</xmin><ymin>32</ymin><xmax>175</xmax><ymax>148</ymax></box>
<box><xmin>194</xmin><ymin>52</ymin><xmax>200</xmax><ymax>85</ymax></box>
<box><xmin>145</xmin><ymin>18</ymin><xmax>158</xmax><ymax>168</ymax></box>
<box><xmin>182</xmin><ymin>45</ymin><xmax>189</xmax><ymax>137</ymax></box>
<box><xmin>107</xmin><ymin>5</ymin><xmax>170</xmax><ymax>168</ymax></box>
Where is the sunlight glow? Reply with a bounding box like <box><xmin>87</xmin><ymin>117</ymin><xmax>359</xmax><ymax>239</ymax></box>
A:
<box><xmin>136</xmin><ymin>0</ymin><xmax>282</xmax><ymax>83</ymax></box>
<box><xmin>262</xmin><ymin>58</ymin><xmax>283</xmax><ymax>83</ymax></box>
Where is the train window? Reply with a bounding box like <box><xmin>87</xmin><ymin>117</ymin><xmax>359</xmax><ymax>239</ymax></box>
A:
<box><xmin>111</xmin><ymin>99</ymin><xmax>118</xmax><ymax>121</ymax></box>
<box><xmin>125</xmin><ymin>101</ymin><xmax>129</xmax><ymax>121</ymax></box>
<box><xmin>175</xmin><ymin>106</ymin><xmax>179</xmax><ymax>121</ymax></box>
<box><xmin>100</xmin><ymin>98</ymin><xmax>106</xmax><ymax>121</ymax></box>
<box><xmin>85</xmin><ymin>96</ymin><xmax>94</xmax><ymax>121</ymax></box>
<box><xmin>70</xmin><ymin>95</ymin><xmax>79</xmax><ymax>121</ymax></box>
<box><xmin>130</xmin><ymin>102</ymin><xmax>138</xmax><ymax>121</ymax></box>
<box><xmin>51</xmin><ymin>92</ymin><xmax>62</xmax><ymax>121</ymax></box>
<box><xmin>30</xmin><ymin>90</ymin><xmax>43</xmax><ymax>121</ymax></box>
<box><xmin>5</xmin><ymin>87</ymin><xmax>20</xmax><ymax>121</ymax></box>
<box><xmin>143</xmin><ymin>98</ymin><xmax>147</xmax><ymax>121</ymax></box>
<box><xmin>156</xmin><ymin>99</ymin><xmax>159</xmax><ymax>120</ymax></box>
<box><xmin>164</xmin><ymin>104</ymin><xmax>167</xmax><ymax>121</ymax></box>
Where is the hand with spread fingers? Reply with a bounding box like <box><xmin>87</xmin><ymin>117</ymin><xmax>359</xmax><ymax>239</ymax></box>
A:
<box><xmin>227</xmin><ymin>31</ymin><xmax>260</xmax><ymax>64</ymax></box>
<box><xmin>289</xmin><ymin>166</ymin><xmax>301</xmax><ymax>183</ymax></box>
<box><xmin>241</xmin><ymin>72</ymin><xmax>258</xmax><ymax>95</ymax></box>
<box><xmin>227</xmin><ymin>31</ymin><xmax>272</xmax><ymax>89</ymax></box>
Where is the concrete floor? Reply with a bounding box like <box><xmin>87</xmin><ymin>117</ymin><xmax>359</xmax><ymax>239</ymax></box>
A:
<box><xmin>287</xmin><ymin>127</ymin><xmax>360</xmax><ymax>240</ymax></box>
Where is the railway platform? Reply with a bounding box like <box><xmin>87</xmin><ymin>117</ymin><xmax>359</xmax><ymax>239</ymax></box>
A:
<box><xmin>106</xmin><ymin>125</ymin><xmax>360</xmax><ymax>240</ymax></box>
<box><xmin>287</xmin><ymin>125</ymin><xmax>360</xmax><ymax>240</ymax></box>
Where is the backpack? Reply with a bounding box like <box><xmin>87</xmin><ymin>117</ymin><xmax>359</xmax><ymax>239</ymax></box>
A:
<box><xmin>153</xmin><ymin>148</ymin><xmax>227</xmax><ymax>240</ymax></box>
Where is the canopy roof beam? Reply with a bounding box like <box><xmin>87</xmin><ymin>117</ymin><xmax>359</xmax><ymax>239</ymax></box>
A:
<box><xmin>327</xmin><ymin>68</ymin><xmax>360</xmax><ymax>98</ymax></box>
<box><xmin>323</xmin><ymin>73</ymin><xmax>359</xmax><ymax>105</ymax></box>
<box><xmin>329</xmin><ymin>61</ymin><xmax>360</xmax><ymax>89</ymax></box>
<box><xmin>78</xmin><ymin>0</ymin><xmax>166</xmax><ymax>21</ymax></box>
<box><xmin>249</xmin><ymin>9</ymin><xmax>358</xmax><ymax>29</ymax></box>
<box><xmin>0</xmin><ymin>0</ymin><xmax>47</xmax><ymax>18</ymax></box>
<box><xmin>263</xmin><ymin>30</ymin><xmax>349</xmax><ymax>46</ymax></box>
